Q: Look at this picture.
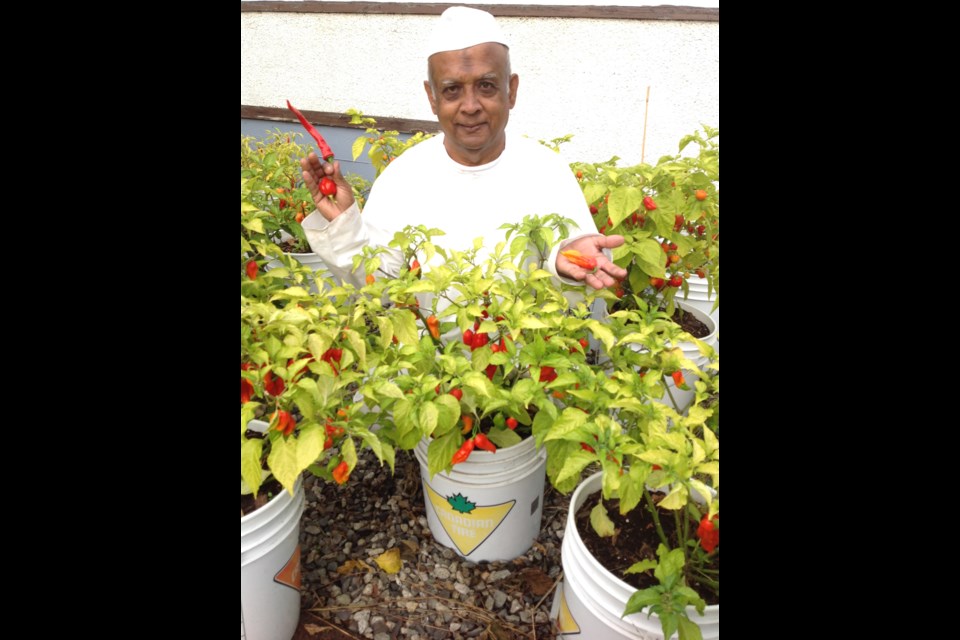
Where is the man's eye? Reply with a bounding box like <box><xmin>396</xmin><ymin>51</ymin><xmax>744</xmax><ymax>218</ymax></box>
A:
<box><xmin>443</xmin><ymin>87</ymin><xmax>460</xmax><ymax>97</ymax></box>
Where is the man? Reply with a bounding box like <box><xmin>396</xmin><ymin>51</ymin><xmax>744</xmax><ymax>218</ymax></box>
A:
<box><xmin>300</xmin><ymin>6</ymin><xmax>626</xmax><ymax>290</ymax></box>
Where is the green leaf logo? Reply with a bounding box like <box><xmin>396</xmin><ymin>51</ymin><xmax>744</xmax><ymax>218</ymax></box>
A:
<box><xmin>447</xmin><ymin>493</ymin><xmax>476</xmax><ymax>514</ymax></box>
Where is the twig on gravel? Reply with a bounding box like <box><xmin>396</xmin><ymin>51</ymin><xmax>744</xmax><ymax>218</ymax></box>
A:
<box><xmin>304</xmin><ymin>613</ymin><xmax>362</xmax><ymax>639</ymax></box>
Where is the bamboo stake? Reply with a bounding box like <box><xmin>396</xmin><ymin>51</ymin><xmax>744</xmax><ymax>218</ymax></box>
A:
<box><xmin>641</xmin><ymin>86</ymin><xmax>651</xmax><ymax>163</ymax></box>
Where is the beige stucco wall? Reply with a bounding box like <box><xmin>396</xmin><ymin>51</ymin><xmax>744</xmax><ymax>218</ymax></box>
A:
<box><xmin>241</xmin><ymin>11</ymin><xmax>718</xmax><ymax>165</ymax></box>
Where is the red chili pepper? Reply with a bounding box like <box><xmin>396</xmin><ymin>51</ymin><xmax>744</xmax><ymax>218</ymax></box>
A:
<box><xmin>245</xmin><ymin>260</ymin><xmax>258</xmax><ymax>280</ymax></box>
<box><xmin>580</xmin><ymin>442</ymin><xmax>596</xmax><ymax>454</ymax></box>
<box><xmin>286</xmin><ymin>100</ymin><xmax>334</xmax><ymax>162</ymax></box>
<box><xmin>672</xmin><ymin>370</ymin><xmax>687</xmax><ymax>388</ymax></box>
<box><xmin>642</xmin><ymin>196</ymin><xmax>658</xmax><ymax>211</ymax></box>
<box><xmin>332</xmin><ymin>461</ymin><xmax>350</xmax><ymax>485</ymax></box>
<box><xmin>473</xmin><ymin>433</ymin><xmax>497</xmax><ymax>453</ymax></box>
<box><xmin>451</xmin><ymin>438</ymin><xmax>476</xmax><ymax>465</ymax></box>
<box><xmin>241</xmin><ymin>378</ymin><xmax>254</xmax><ymax>404</ymax></box>
<box><xmin>272</xmin><ymin>410</ymin><xmax>296</xmax><ymax>436</ymax></box>
<box><xmin>319</xmin><ymin>177</ymin><xmax>337</xmax><ymax>197</ymax></box>
<box><xmin>560</xmin><ymin>249</ymin><xmax>597</xmax><ymax>271</ymax></box>
<box><xmin>450</xmin><ymin>388</ymin><xmax>463</xmax><ymax>401</ymax></box>
<box><xmin>485</xmin><ymin>364</ymin><xmax>497</xmax><ymax>380</ymax></box>
<box><xmin>506</xmin><ymin>417</ymin><xmax>518</xmax><ymax>430</ymax></box>
<box><xmin>696</xmin><ymin>514</ymin><xmax>719</xmax><ymax>552</ymax></box>
<box><xmin>263</xmin><ymin>371</ymin><xmax>285</xmax><ymax>396</ymax></box>
<box><xmin>426</xmin><ymin>315</ymin><xmax>440</xmax><ymax>340</ymax></box>
<box><xmin>539</xmin><ymin>366</ymin><xmax>557</xmax><ymax>383</ymax></box>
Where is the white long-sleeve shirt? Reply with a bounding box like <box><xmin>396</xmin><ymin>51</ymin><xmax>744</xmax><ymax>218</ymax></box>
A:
<box><xmin>302</xmin><ymin>133</ymin><xmax>600</xmax><ymax>288</ymax></box>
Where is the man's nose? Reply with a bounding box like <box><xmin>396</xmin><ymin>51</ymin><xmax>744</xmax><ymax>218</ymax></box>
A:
<box><xmin>460</xmin><ymin>87</ymin><xmax>481</xmax><ymax>113</ymax></box>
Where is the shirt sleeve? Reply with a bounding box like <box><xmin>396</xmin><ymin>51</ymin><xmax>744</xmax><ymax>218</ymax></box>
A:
<box><xmin>301</xmin><ymin>202</ymin><xmax>403</xmax><ymax>288</ymax></box>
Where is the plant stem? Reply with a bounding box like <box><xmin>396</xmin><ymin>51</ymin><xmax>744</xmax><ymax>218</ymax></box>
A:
<box><xmin>642</xmin><ymin>488</ymin><xmax>669</xmax><ymax>547</ymax></box>
<box><xmin>663</xmin><ymin>380</ymin><xmax>681</xmax><ymax>412</ymax></box>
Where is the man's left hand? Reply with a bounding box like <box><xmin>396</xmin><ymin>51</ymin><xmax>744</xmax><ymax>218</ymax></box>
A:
<box><xmin>556</xmin><ymin>235</ymin><xmax>628</xmax><ymax>289</ymax></box>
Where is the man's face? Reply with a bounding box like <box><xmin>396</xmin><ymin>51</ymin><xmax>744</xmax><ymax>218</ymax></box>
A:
<box><xmin>424</xmin><ymin>43</ymin><xmax>519</xmax><ymax>166</ymax></box>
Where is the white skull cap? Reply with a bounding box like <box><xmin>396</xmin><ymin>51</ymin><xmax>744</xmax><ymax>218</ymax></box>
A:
<box><xmin>424</xmin><ymin>6</ymin><xmax>510</xmax><ymax>58</ymax></box>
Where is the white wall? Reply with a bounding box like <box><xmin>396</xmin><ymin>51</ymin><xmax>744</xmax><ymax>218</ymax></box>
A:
<box><xmin>241</xmin><ymin>10</ymin><xmax>718</xmax><ymax>165</ymax></box>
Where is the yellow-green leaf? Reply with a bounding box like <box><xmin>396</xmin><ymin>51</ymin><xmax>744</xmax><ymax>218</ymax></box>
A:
<box><xmin>296</xmin><ymin>424</ymin><xmax>324</xmax><ymax>471</ymax></box>
<box><xmin>590</xmin><ymin>502</ymin><xmax>616</xmax><ymax>537</ymax></box>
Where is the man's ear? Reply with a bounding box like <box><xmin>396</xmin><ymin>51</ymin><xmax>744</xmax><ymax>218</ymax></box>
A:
<box><xmin>424</xmin><ymin>81</ymin><xmax>439</xmax><ymax>115</ymax></box>
<box><xmin>508</xmin><ymin>74</ymin><xmax>519</xmax><ymax>109</ymax></box>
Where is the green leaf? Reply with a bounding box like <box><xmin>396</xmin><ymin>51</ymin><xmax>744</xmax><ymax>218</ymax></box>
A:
<box><xmin>427</xmin><ymin>429</ymin><xmax>461</xmax><ymax>477</ymax></box>
<box><xmin>608</xmin><ymin>186</ymin><xmax>643</xmax><ymax>228</ymax></box>
<box><xmin>624</xmin><ymin>559</ymin><xmax>658</xmax><ymax>575</ymax></box>
<box><xmin>405</xmin><ymin>280</ymin><xmax>436</xmax><ymax>293</ymax></box>
<box><xmin>242</xmin><ymin>218</ymin><xmax>265</xmax><ymax>234</ymax></box>
<box><xmin>510</xmin><ymin>378</ymin><xmax>538</xmax><ymax>405</ymax></box>
<box><xmin>677</xmin><ymin>616</ymin><xmax>704</xmax><ymax>640</ymax></box>
<box><xmin>375</xmin><ymin>381</ymin><xmax>404</xmax><ymax>400</ymax></box>
<box><xmin>519</xmin><ymin>316</ymin><xmax>549</xmax><ymax>330</ymax></box>
<box><xmin>393</xmin><ymin>310</ymin><xmax>419</xmax><ymax>345</ymax></box>
<box><xmin>487</xmin><ymin>426</ymin><xmax>522</xmax><ymax>449</ymax></box>
<box><xmin>587</xmin><ymin>320</ymin><xmax>615</xmax><ymax>353</ymax></box>
<box><xmin>419</xmin><ymin>401</ymin><xmax>439</xmax><ymax>436</ymax></box>
<box><xmin>545</xmin><ymin>372</ymin><xmax>579</xmax><ymax>389</ymax></box>
<box><xmin>658</xmin><ymin>484</ymin><xmax>689</xmax><ymax>510</ymax></box>
<box><xmin>618</xmin><ymin>464</ymin><xmax>648</xmax><ymax>515</ymax></box>
<box><xmin>582</xmin><ymin>182</ymin><xmax>607</xmax><ymax>205</ymax></box>
<box><xmin>267</xmin><ymin>434</ymin><xmax>299</xmax><ymax>495</ymax></box>
<box><xmin>543</xmin><ymin>408</ymin><xmax>589</xmax><ymax>442</ymax></box>
<box><xmin>555</xmin><ymin>450</ymin><xmax>594</xmax><ymax>485</ymax></box>
<box><xmin>590</xmin><ymin>502</ymin><xmax>616</xmax><ymax>537</ymax></box>
<box><xmin>296</xmin><ymin>424</ymin><xmax>324</xmax><ymax>471</ymax></box>
<box><xmin>351</xmin><ymin>136</ymin><xmax>367</xmax><ymax>161</ymax></box>
<box><xmin>633</xmin><ymin>238</ymin><xmax>667</xmax><ymax>277</ymax></box>
<box><xmin>341</xmin><ymin>437</ymin><xmax>358</xmax><ymax>468</ymax></box>
<box><xmin>463</xmin><ymin>372</ymin><xmax>494</xmax><ymax>397</ymax></box>
<box><xmin>622</xmin><ymin>587</ymin><xmax>662</xmax><ymax>617</ymax></box>
<box><xmin>240</xmin><ymin>438</ymin><xmax>264</xmax><ymax>498</ymax></box>
<box><xmin>433</xmin><ymin>393</ymin><xmax>461</xmax><ymax>436</ymax></box>
<box><xmin>509</xmin><ymin>234</ymin><xmax>528</xmax><ymax>259</ymax></box>
<box><xmin>375</xmin><ymin>316</ymin><xmax>394</xmax><ymax>349</ymax></box>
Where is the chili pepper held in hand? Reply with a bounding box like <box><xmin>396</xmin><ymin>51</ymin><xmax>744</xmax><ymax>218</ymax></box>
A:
<box><xmin>473</xmin><ymin>432</ymin><xmax>497</xmax><ymax>453</ymax></box>
<box><xmin>560</xmin><ymin>249</ymin><xmax>597</xmax><ymax>271</ymax></box>
<box><xmin>319</xmin><ymin>177</ymin><xmax>337</xmax><ymax>198</ymax></box>
<box><xmin>451</xmin><ymin>438</ymin><xmax>476</xmax><ymax>465</ymax></box>
<box><xmin>286</xmin><ymin>100</ymin><xmax>334</xmax><ymax>162</ymax></box>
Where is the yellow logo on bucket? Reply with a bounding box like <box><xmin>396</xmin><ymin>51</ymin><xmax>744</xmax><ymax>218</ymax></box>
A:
<box><xmin>423</xmin><ymin>482</ymin><xmax>515</xmax><ymax>556</ymax></box>
<box><xmin>556</xmin><ymin>584</ymin><xmax>581</xmax><ymax>634</ymax></box>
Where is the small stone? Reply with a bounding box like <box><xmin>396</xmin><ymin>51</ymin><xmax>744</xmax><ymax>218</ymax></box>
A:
<box><xmin>453</xmin><ymin>582</ymin><xmax>471</xmax><ymax>596</ymax></box>
<box><xmin>484</xmin><ymin>596</ymin><xmax>494</xmax><ymax>610</ymax></box>
<box><xmin>449</xmin><ymin>622</ymin><xmax>462</xmax><ymax>632</ymax></box>
<box><xmin>441</xmin><ymin>548</ymin><xmax>455</xmax><ymax>560</ymax></box>
<box><xmin>488</xmin><ymin>569</ymin><xmax>511</xmax><ymax>582</ymax></box>
<box><xmin>535</xmin><ymin>611</ymin><xmax>548</xmax><ymax>623</ymax></box>
<box><xmin>353</xmin><ymin>609</ymin><xmax>371</xmax><ymax>635</ymax></box>
<box><xmin>405</xmin><ymin>601</ymin><xmax>419</xmax><ymax>613</ymax></box>
<box><xmin>509</xmin><ymin>599</ymin><xmax>523</xmax><ymax>614</ymax></box>
<box><xmin>434</xmin><ymin>566</ymin><xmax>451</xmax><ymax>580</ymax></box>
<box><xmin>362</xmin><ymin>583</ymin><xmax>374</xmax><ymax>596</ymax></box>
<box><xmin>335</xmin><ymin>594</ymin><xmax>352</xmax><ymax>605</ymax></box>
<box><xmin>519</xmin><ymin>610</ymin><xmax>532</xmax><ymax>623</ymax></box>
<box><xmin>493</xmin><ymin>590</ymin><xmax>507</xmax><ymax>608</ymax></box>
<box><xmin>304</xmin><ymin>524</ymin><xmax>321</xmax><ymax>535</ymax></box>
<box><xmin>374</xmin><ymin>634</ymin><xmax>391</xmax><ymax>640</ymax></box>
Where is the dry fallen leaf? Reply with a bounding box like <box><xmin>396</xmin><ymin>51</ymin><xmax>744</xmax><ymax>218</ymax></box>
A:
<box><xmin>519</xmin><ymin>567</ymin><xmax>554</xmax><ymax>597</ymax></box>
<box><xmin>374</xmin><ymin>547</ymin><xmax>402</xmax><ymax>574</ymax></box>
<box><xmin>336</xmin><ymin>559</ymin><xmax>373</xmax><ymax>575</ymax></box>
<box><xmin>303</xmin><ymin>623</ymin><xmax>325</xmax><ymax>636</ymax></box>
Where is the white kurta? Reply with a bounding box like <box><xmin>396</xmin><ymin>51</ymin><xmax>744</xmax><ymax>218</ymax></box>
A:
<box><xmin>302</xmin><ymin>133</ymin><xmax>599</xmax><ymax>288</ymax></box>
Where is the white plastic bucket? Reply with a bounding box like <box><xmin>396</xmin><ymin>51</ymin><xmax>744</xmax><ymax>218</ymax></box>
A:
<box><xmin>680</xmin><ymin>280</ymin><xmax>718</xmax><ymax>327</ymax></box>
<box><xmin>670</xmin><ymin>302</ymin><xmax>717</xmax><ymax>370</ymax></box>
<box><xmin>241</xmin><ymin>421</ymin><xmax>305</xmax><ymax>640</ymax></box>
<box><xmin>553</xmin><ymin>471</ymin><xmax>718</xmax><ymax>638</ymax></box>
<box><xmin>414</xmin><ymin>435</ymin><xmax>547</xmax><ymax>562</ymax></box>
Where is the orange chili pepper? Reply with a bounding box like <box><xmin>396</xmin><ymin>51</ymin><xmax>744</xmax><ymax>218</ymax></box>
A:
<box><xmin>560</xmin><ymin>249</ymin><xmax>597</xmax><ymax>271</ymax></box>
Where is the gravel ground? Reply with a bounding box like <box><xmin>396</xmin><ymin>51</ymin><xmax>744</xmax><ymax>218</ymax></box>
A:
<box><xmin>294</xmin><ymin>446</ymin><xmax>571</xmax><ymax>640</ymax></box>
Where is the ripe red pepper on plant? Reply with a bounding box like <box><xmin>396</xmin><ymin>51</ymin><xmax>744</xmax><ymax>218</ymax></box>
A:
<box><xmin>473</xmin><ymin>433</ymin><xmax>497</xmax><ymax>453</ymax></box>
<box><xmin>451</xmin><ymin>438</ymin><xmax>475</xmax><ymax>465</ymax></box>
<box><xmin>426</xmin><ymin>315</ymin><xmax>440</xmax><ymax>340</ymax></box>
<box><xmin>506</xmin><ymin>417</ymin><xmax>518</xmax><ymax>430</ymax></box>
<box><xmin>642</xmin><ymin>196</ymin><xmax>658</xmax><ymax>211</ymax></box>
<box><xmin>272</xmin><ymin>410</ymin><xmax>296</xmax><ymax>436</ymax></box>
<box><xmin>285</xmin><ymin>100</ymin><xmax>335</xmax><ymax>162</ymax></box>
<box><xmin>245</xmin><ymin>260</ymin><xmax>258</xmax><ymax>280</ymax></box>
<box><xmin>332</xmin><ymin>461</ymin><xmax>350</xmax><ymax>485</ymax></box>
<box><xmin>263</xmin><ymin>371</ymin><xmax>285</xmax><ymax>396</ymax></box>
<box><xmin>697</xmin><ymin>513</ymin><xmax>719</xmax><ymax>552</ymax></box>
<box><xmin>241</xmin><ymin>363</ymin><xmax>254</xmax><ymax>404</ymax></box>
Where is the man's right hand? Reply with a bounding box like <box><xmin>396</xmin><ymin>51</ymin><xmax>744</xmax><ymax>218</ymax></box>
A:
<box><xmin>301</xmin><ymin>152</ymin><xmax>355</xmax><ymax>221</ymax></box>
